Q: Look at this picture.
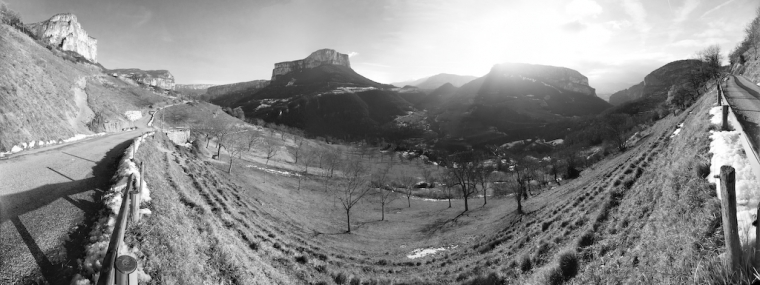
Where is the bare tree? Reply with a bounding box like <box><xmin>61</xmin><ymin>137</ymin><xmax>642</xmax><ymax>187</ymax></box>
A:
<box><xmin>603</xmin><ymin>114</ymin><xmax>633</xmax><ymax>152</ymax></box>
<box><xmin>296</xmin><ymin>146</ymin><xmax>315</xmax><ymax>191</ymax></box>
<box><xmin>288</xmin><ymin>137</ymin><xmax>305</xmax><ymax>164</ymax></box>
<box><xmin>324</xmin><ymin>148</ymin><xmax>342</xmax><ymax>177</ymax></box>
<box><xmin>399</xmin><ymin>176</ymin><xmax>416</xmax><ymax>208</ymax></box>
<box><xmin>439</xmin><ymin>174</ymin><xmax>457</xmax><ymax>208</ymax></box>
<box><xmin>335</xmin><ymin>157</ymin><xmax>372</xmax><ymax>233</ymax></box>
<box><xmin>207</xmin><ymin>119</ymin><xmax>234</xmax><ymax>159</ymax></box>
<box><xmin>473</xmin><ymin>158</ymin><xmax>493</xmax><ymax>206</ymax></box>
<box><xmin>263</xmin><ymin>138</ymin><xmax>280</xmax><ymax>165</ymax></box>
<box><xmin>223</xmin><ymin>131</ymin><xmax>247</xmax><ymax>174</ymax></box>
<box><xmin>372</xmin><ymin>165</ymin><xmax>398</xmax><ymax>220</ymax></box>
<box><xmin>245</xmin><ymin>130</ymin><xmax>261</xmax><ymax>151</ymax></box>
<box><xmin>444</xmin><ymin>152</ymin><xmax>480</xmax><ymax>212</ymax></box>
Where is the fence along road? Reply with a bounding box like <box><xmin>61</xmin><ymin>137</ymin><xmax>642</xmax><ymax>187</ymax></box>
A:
<box><xmin>0</xmin><ymin>116</ymin><xmax>151</xmax><ymax>284</ymax></box>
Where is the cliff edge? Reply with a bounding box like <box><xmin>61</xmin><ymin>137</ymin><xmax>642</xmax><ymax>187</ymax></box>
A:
<box><xmin>27</xmin><ymin>13</ymin><xmax>98</xmax><ymax>63</ymax></box>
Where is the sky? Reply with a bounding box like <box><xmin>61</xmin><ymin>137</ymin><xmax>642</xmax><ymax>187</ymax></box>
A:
<box><xmin>5</xmin><ymin>0</ymin><xmax>759</xmax><ymax>95</ymax></box>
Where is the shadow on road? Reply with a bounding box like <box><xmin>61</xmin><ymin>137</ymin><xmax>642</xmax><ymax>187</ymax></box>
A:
<box><xmin>0</xmin><ymin>138</ymin><xmax>133</xmax><ymax>284</ymax></box>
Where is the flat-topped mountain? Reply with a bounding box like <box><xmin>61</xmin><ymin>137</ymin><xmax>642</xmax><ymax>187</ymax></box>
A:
<box><xmin>490</xmin><ymin>63</ymin><xmax>596</xmax><ymax>96</ymax></box>
<box><xmin>271</xmin><ymin>49</ymin><xmax>351</xmax><ymax>81</ymax></box>
<box><xmin>107</xmin><ymin>69</ymin><xmax>176</xmax><ymax>90</ymax></box>
<box><xmin>27</xmin><ymin>13</ymin><xmax>97</xmax><ymax>62</ymax></box>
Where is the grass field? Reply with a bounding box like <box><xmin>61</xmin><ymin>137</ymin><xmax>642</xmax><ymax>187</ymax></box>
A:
<box><xmin>121</xmin><ymin>89</ymin><xmax>731</xmax><ymax>284</ymax></box>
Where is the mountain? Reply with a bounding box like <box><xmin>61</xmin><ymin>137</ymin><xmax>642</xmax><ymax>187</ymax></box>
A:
<box><xmin>0</xmin><ymin>16</ymin><xmax>168</xmax><ymax>153</ymax></box>
<box><xmin>212</xmin><ymin>49</ymin><xmax>418</xmax><ymax>137</ymax></box>
<box><xmin>203</xmin><ymin>80</ymin><xmax>269</xmax><ymax>104</ymax></box>
<box><xmin>608</xmin><ymin>59</ymin><xmax>702</xmax><ymax>106</ymax></box>
<box><xmin>392</xmin><ymin>73</ymin><xmax>477</xmax><ymax>89</ymax></box>
<box><xmin>424</xmin><ymin>63</ymin><xmax>611</xmax><ymax>149</ymax></box>
<box><xmin>175</xmin><ymin>84</ymin><xmax>216</xmax><ymax>98</ymax></box>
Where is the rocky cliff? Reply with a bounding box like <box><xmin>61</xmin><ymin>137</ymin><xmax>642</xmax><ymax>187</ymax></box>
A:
<box><xmin>108</xmin><ymin>69</ymin><xmax>175</xmax><ymax>90</ymax></box>
<box><xmin>176</xmin><ymin>84</ymin><xmax>216</xmax><ymax>90</ymax></box>
<box><xmin>271</xmin><ymin>49</ymin><xmax>350</xmax><ymax>81</ymax></box>
<box><xmin>608</xmin><ymin>60</ymin><xmax>702</xmax><ymax>106</ymax></box>
<box><xmin>490</xmin><ymin>63</ymin><xmax>596</xmax><ymax>96</ymax></box>
<box><xmin>731</xmin><ymin>48</ymin><xmax>760</xmax><ymax>83</ymax></box>
<box><xmin>27</xmin><ymin>13</ymin><xmax>98</xmax><ymax>63</ymax></box>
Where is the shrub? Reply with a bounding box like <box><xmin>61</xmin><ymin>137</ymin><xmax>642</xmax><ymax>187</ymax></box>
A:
<box><xmin>576</xmin><ymin>231</ymin><xmax>594</xmax><ymax>248</ymax></box>
<box><xmin>520</xmin><ymin>254</ymin><xmax>532</xmax><ymax>272</ymax></box>
<box><xmin>694</xmin><ymin>160</ymin><xmax>710</xmax><ymax>179</ymax></box>
<box><xmin>295</xmin><ymin>255</ymin><xmax>308</xmax><ymax>264</ymax></box>
<box><xmin>537</xmin><ymin>265</ymin><xmax>564</xmax><ymax>285</ymax></box>
<box><xmin>334</xmin><ymin>272</ymin><xmax>348</xmax><ymax>284</ymax></box>
<box><xmin>349</xmin><ymin>276</ymin><xmax>361</xmax><ymax>285</ymax></box>
<box><xmin>463</xmin><ymin>272</ymin><xmax>504</xmax><ymax>285</ymax></box>
<box><xmin>556</xmin><ymin>250</ymin><xmax>579</xmax><ymax>280</ymax></box>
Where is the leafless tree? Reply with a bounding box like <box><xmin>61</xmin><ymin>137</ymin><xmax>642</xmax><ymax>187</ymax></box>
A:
<box><xmin>444</xmin><ymin>152</ymin><xmax>480</xmax><ymax>211</ymax></box>
<box><xmin>473</xmin><ymin>158</ymin><xmax>493</xmax><ymax>206</ymax></box>
<box><xmin>439</xmin><ymin>174</ymin><xmax>457</xmax><ymax>208</ymax></box>
<box><xmin>262</xmin><ymin>138</ymin><xmax>280</xmax><ymax>165</ymax></box>
<box><xmin>324</xmin><ymin>148</ymin><xmax>342</xmax><ymax>177</ymax></box>
<box><xmin>372</xmin><ymin>165</ymin><xmax>398</xmax><ymax>220</ymax></box>
<box><xmin>288</xmin><ymin>137</ymin><xmax>305</xmax><ymax>164</ymax></box>
<box><xmin>335</xmin><ymin>157</ymin><xmax>372</xmax><ymax>233</ymax></box>
<box><xmin>604</xmin><ymin>114</ymin><xmax>633</xmax><ymax>152</ymax></box>
<box><xmin>207</xmin><ymin>119</ymin><xmax>234</xmax><ymax>159</ymax></box>
<box><xmin>245</xmin><ymin>130</ymin><xmax>261</xmax><ymax>151</ymax></box>
<box><xmin>399</xmin><ymin>176</ymin><xmax>416</xmax><ymax>208</ymax></box>
<box><xmin>295</xmin><ymin>146</ymin><xmax>315</xmax><ymax>191</ymax></box>
<box><xmin>223</xmin><ymin>131</ymin><xmax>247</xmax><ymax>174</ymax></box>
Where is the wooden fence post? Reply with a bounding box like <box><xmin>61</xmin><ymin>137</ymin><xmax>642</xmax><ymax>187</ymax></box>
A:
<box><xmin>717</xmin><ymin>84</ymin><xmax>723</xmax><ymax>106</ymax></box>
<box><xmin>755</xmin><ymin>202</ymin><xmax>760</xmax><ymax>269</ymax></box>
<box><xmin>722</xmin><ymin>105</ymin><xmax>730</xmax><ymax>131</ymax></box>
<box><xmin>720</xmin><ymin>166</ymin><xmax>742</xmax><ymax>269</ymax></box>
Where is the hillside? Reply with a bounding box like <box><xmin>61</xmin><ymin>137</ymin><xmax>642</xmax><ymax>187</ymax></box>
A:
<box><xmin>203</xmin><ymin>80</ymin><xmax>269</xmax><ymax>104</ymax></box>
<box><xmin>118</xmin><ymin>83</ymin><xmax>723</xmax><ymax>284</ymax></box>
<box><xmin>608</xmin><ymin>59</ymin><xmax>702</xmax><ymax>106</ymax></box>
<box><xmin>0</xmin><ymin>22</ymin><xmax>167</xmax><ymax>153</ymax></box>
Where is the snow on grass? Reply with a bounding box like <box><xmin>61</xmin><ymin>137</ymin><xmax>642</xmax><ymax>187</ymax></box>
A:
<box><xmin>707</xmin><ymin>106</ymin><xmax>760</xmax><ymax>244</ymax></box>
<box><xmin>72</xmin><ymin>132</ymin><xmax>155</xmax><ymax>285</ymax></box>
<box><xmin>407</xmin><ymin>245</ymin><xmax>458</xmax><ymax>259</ymax></box>
<box><xmin>245</xmin><ymin>164</ymin><xmax>301</xmax><ymax>177</ymax></box>
<box><xmin>670</xmin><ymin>123</ymin><xmax>684</xmax><ymax>138</ymax></box>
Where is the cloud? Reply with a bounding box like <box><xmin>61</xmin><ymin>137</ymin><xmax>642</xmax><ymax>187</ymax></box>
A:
<box><xmin>133</xmin><ymin>6</ymin><xmax>153</xmax><ymax>27</ymax></box>
<box><xmin>561</xmin><ymin>20</ymin><xmax>587</xmax><ymax>32</ymax></box>
<box><xmin>348</xmin><ymin>52</ymin><xmax>359</xmax><ymax>58</ymax></box>
<box><xmin>702</xmin><ymin>0</ymin><xmax>737</xmax><ymax>18</ymax></box>
<box><xmin>621</xmin><ymin>0</ymin><xmax>651</xmax><ymax>33</ymax></box>
<box><xmin>673</xmin><ymin>0</ymin><xmax>700</xmax><ymax>23</ymax></box>
<box><xmin>565</xmin><ymin>0</ymin><xmax>603</xmax><ymax>18</ymax></box>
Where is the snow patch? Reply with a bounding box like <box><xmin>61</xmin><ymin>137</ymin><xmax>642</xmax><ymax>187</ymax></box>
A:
<box><xmin>670</xmin><ymin>123</ymin><xmax>684</xmax><ymax>138</ymax></box>
<box><xmin>407</xmin><ymin>245</ymin><xmax>458</xmax><ymax>259</ymax></box>
<box><xmin>708</xmin><ymin>107</ymin><xmax>760</xmax><ymax>244</ymax></box>
<box><xmin>245</xmin><ymin>164</ymin><xmax>301</xmax><ymax>177</ymax></box>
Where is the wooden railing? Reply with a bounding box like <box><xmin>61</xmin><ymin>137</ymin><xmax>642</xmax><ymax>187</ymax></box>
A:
<box><xmin>97</xmin><ymin>162</ymin><xmax>146</xmax><ymax>285</ymax></box>
<box><xmin>715</xmin><ymin>77</ymin><xmax>760</xmax><ymax>270</ymax></box>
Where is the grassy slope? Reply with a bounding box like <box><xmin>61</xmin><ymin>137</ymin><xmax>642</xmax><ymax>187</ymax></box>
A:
<box><xmin>129</xmin><ymin>89</ymin><xmax>723</xmax><ymax>284</ymax></box>
<box><xmin>0</xmin><ymin>23</ymin><xmax>169</xmax><ymax>151</ymax></box>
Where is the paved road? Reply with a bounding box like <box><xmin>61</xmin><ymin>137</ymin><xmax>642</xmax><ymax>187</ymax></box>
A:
<box><xmin>724</xmin><ymin>75</ymin><xmax>760</xmax><ymax>151</ymax></box>
<box><xmin>0</xmin><ymin>116</ymin><xmax>151</xmax><ymax>284</ymax></box>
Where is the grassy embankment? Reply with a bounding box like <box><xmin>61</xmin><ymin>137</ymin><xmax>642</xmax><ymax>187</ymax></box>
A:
<box><xmin>127</xmin><ymin>88</ymin><xmax>728</xmax><ymax>284</ymax></box>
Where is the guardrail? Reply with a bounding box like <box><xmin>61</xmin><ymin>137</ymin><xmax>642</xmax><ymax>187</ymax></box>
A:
<box><xmin>715</xmin><ymin>77</ymin><xmax>760</xmax><ymax>271</ymax></box>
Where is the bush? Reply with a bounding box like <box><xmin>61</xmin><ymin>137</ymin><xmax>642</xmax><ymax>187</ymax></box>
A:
<box><xmin>334</xmin><ymin>272</ymin><xmax>348</xmax><ymax>284</ymax></box>
<box><xmin>537</xmin><ymin>265</ymin><xmax>564</xmax><ymax>285</ymax></box>
<box><xmin>556</xmin><ymin>250</ymin><xmax>579</xmax><ymax>280</ymax></box>
<box><xmin>295</xmin><ymin>255</ymin><xmax>308</xmax><ymax>264</ymax></box>
<box><xmin>520</xmin><ymin>254</ymin><xmax>532</xmax><ymax>272</ymax></box>
<box><xmin>463</xmin><ymin>272</ymin><xmax>504</xmax><ymax>285</ymax></box>
<box><xmin>576</xmin><ymin>231</ymin><xmax>594</xmax><ymax>248</ymax></box>
<box><xmin>694</xmin><ymin>160</ymin><xmax>710</xmax><ymax>179</ymax></box>
<box><xmin>349</xmin><ymin>276</ymin><xmax>361</xmax><ymax>285</ymax></box>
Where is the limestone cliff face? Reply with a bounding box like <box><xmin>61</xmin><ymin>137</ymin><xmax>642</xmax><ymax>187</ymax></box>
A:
<box><xmin>175</xmin><ymin>84</ymin><xmax>216</xmax><ymax>90</ymax></box>
<box><xmin>27</xmin><ymin>13</ymin><xmax>98</xmax><ymax>63</ymax></box>
<box><xmin>732</xmin><ymin>48</ymin><xmax>760</xmax><ymax>83</ymax></box>
<box><xmin>271</xmin><ymin>49</ymin><xmax>350</xmax><ymax>81</ymax></box>
<box><xmin>490</xmin><ymin>63</ymin><xmax>596</xmax><ymax>96</ymax></box>
<box><xmin>108</xmin><ymin>69</ymin><xmax>175</xmax><ymax>90</ymax></box>
<box><xmin>206</xmin><ymin>80</ymin><xmax>269</xmax><ymax>97</ymax></box>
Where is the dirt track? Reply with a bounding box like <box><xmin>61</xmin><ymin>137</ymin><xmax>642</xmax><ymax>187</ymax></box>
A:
<box><xmin>0</xmin><ymin>117</ymin><xmax>150</xmax><ymax>284</ymax></box>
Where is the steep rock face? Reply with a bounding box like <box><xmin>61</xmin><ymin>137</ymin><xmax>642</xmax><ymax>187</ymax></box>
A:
<box><xmin>732</xmin><ymin>48</ymin><xmax>760</xmax><ymax>83</ymax></box>
<box><xmin>175</xmin><ymin>84</ymin><xmax>216</xmax><ymax>90</ymax></box>
<box><xmin>108</xmin><ymin>69</ymin><xmax>175</xmax><ymax>90</ymax></box>
<box><xmin>489</xmin><ymin>63</ymin><xmax>596</xmax><ymax>96</ymax></box>
<box><xmin>608</xmin><ymin>60</ymin><xmax>701</xmax><ymax>106</ymax></box>
<box><xmin>271</xmin><ymin>49</ymin><xmax>350</xmax><ymax>81</ymax></box>
<box><xmin>27</xmin><ymin>13</ymin><xmax>98</xmax><ymax>63</ymax></box>
<box><xmin>206</xmin><ymin>80</ymin><xmax>269</xmax><ymax>97</ymax></box>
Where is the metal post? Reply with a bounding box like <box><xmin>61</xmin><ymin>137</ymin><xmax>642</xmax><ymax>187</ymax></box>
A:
<box><xmin>720</xmin><ymin>166</ymin><xmax>742</xmax><ymax>270</ymax></box>
<box><xmin>717</xmin><ymin>84</ymin><xmax>723</xmax><ymax>106</ymax></box>
<box><xmin>132</xmin><ymin>162</ymin><xmax>144</xmax><ymax>223</ymax></box>
<box><xmin>97</xmin><ymin>174</ymin><xmax>134</xmax><ymax>285</ymax></box>
<box><xmin>755</xmin><ymin>202</ymin><xmax>760</xmax><ymax>269</ymax></box>
<box><xmin>115</xmin><ymin>255</ymin><xmax>138</xmax><ymax>285</ymax></box>
<box><xmin>722</xmin><ymin>105</ymin><xmax>729</xmax><ymax>131</ymax></box>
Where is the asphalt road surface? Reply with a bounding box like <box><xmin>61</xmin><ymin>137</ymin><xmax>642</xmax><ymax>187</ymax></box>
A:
<box><xmin>724</xmin><ymin>75</ymin><xmax>760</xmax><ymax>152</ymax></box>
<box><xmin>0</xmin><ymin>117</ymin><xmax>150</xmax><ymax>284</ymax></box>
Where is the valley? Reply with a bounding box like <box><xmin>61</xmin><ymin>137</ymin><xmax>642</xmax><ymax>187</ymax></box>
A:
<box><xmin>2</xmin><ymin>1</ymin><xmax>760</xmax><ymax>285</ymax></box>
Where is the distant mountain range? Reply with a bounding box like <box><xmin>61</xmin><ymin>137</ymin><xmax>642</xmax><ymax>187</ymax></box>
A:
<box><xmin>210</xmin><ymin>49</ymin><xmax>611</xmax><ymax>149</ymax></box>
<box><xmin>392</xmin><ymin>73</ymin><xmax>478</xmax><ymax>89</ymax></box>
<box><xmin>608</xmin><ymin>60</ymin><xmax>702</xmax><ymax>106</ymax></box>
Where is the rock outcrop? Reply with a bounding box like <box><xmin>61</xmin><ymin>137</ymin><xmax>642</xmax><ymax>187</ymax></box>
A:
<box><xmin>490</xmin><ymin>63</ymin><xmax>596</xmax><ymax>96</ymax></box>
<box><xmin>108</xmin><ymin>69</ymin><xmax>175</xmax><ymax>90</ymax></box>
<box><xmin>608</xmin><ymin>60</ymin><xmax>702</xmax><ymax>106</ymax></box>
<box><xmin>175</xmin><ymin>84</ymin><xmax>216</xmax><ymax>90</ymax></box>
<box><xmin>27</xmin><ymin>13</ymin><xmax>98</xmax><ymax>63</ymax></box>
<box><xmin>206</xmin><ymin>80</ymin><xmax>269</xmax><ymax>97</ymax></box>
<box><xmin>271</xmin><ymin>49</ymin><xmax>350</xmax><ymax>81</ymax></box>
